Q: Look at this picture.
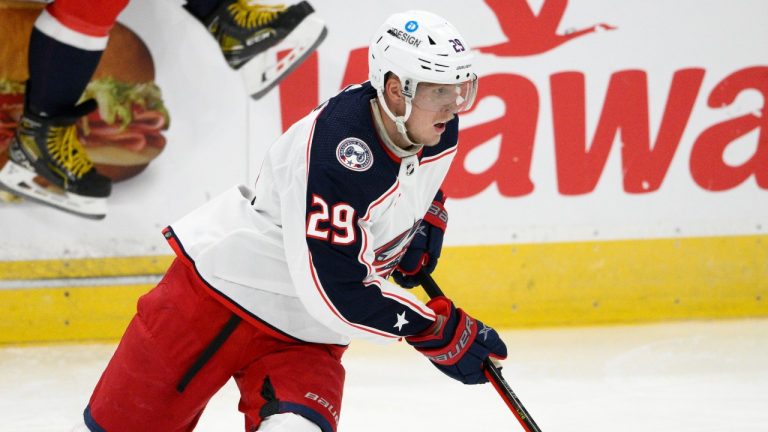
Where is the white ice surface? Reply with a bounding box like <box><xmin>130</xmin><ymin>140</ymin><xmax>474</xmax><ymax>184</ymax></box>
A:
<box><xmin>1</xmin><ymin>319</ymin><xmax>767</xmax><ymax>431</ymax></box>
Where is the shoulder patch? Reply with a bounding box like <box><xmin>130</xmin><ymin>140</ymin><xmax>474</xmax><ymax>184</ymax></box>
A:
<box><xmin>336</xmin><ymin>137</ymin><xmax>374</xmax><ymax>172</ymax></box>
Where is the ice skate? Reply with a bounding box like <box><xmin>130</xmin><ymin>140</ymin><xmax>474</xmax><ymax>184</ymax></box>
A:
<box><xmin>0</xmin><ymin>100</ymin><xmax>111</xmax><ymax>219</ymax></box>
<box><xmin>203</xmin><ymin>0</ymin><xmax>327</xmax><ymax>99</ymax></box>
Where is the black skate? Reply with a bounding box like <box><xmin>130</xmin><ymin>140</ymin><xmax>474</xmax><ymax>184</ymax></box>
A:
<box><xmin>203</xmin><ymin>0</ymin><xmax>327</xmax><ymax>99</ymax></box>
<box><xmin>0</xmin><ymin>100</ymin><xmax>111</xmax><ymax>219</ymax></box>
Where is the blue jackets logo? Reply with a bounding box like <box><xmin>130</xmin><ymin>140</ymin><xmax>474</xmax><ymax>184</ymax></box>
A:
<box><xmin>336</xmin><ymin>138</ymin><xmax>373</xmax><ymax>172</ymax></box>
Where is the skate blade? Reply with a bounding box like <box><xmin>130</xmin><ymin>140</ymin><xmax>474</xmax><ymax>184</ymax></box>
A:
<box><xmin>0</xmin><ymin>160</ymin><xmax>107</xmax><ymax>220</ymax></box>
<box><xmin>240</xmin><ymin>14</ymin><xmax>328</xmax><ymax>100</ymax></box>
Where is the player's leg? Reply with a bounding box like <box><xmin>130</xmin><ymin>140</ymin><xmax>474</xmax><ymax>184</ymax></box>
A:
<box><xmin>29</xmin><ymin>0</ymin><xmax>129</xmax><ymax>116</ymax></box>
<box><xmin>183</xmin><ymin>0</ymin><xmax>327</xmax><ymax>99</ymax></box>
<box><xmin>236</xmin><ymin>341</ymin><xmax>347</xmax><ymax>432</ymax></box>
<box><xmin>189</xmin><ymin>0</ymin><xmax>322</xmax><ymax>70</ymax></box>
<box><xmin>83</xmin><ymin>259</ymin><xmax>249</xmax><ymax>431</ymax></box>
<box><xmin>258</xmin><ymin>413</ymin><xmax>321</xmax><ymax>431</ymax></box>
<box><xmin>75</xmin><ymin>397</ymin><xmax>322</xmax><ymax>431</ymax></box>
<box><xmin>1</xmin><ymin>0</ymin><xmax>128</xmax><ymax>217</ymax></box>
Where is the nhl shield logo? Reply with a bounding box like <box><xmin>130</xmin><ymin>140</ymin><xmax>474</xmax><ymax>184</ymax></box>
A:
<box><xmin>336</xmin><ymin>138</ymin><xmax>373</xmax><ymax>172</ymax></box>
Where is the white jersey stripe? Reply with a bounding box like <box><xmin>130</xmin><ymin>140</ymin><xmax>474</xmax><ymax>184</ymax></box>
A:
<box><xmin>34</xmin><ymin>10</ymin><xmax>109</xmax><ymax>51</ymax></box>
<box><xmin>307</xmin><ymin>253</ymin><xmax>399</xmax><ymax>339</ymax></box>
<box><xmin>420</xmin><ymin>146</ymin><xmax>458</xmax><ymax>165</ymax></box>
<box><xmin>381</xmin><ymin>291</ymin><xmax>437</xmax><ymax>320</ymax></box>
<box><xmin>357</xmin><ymin>179</ymin><xmax>401</xmax><ymax>274</ymax></box>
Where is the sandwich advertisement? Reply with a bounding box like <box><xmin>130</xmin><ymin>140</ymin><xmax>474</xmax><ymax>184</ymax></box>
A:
<box><xmin>0</xmin><ymin>1</ymin><xmax>169</xmax><ymax>184</ymax></box>
<box><xmin>0</xmin><ymin>0</ymin><xmax>766</xmax><ymax>262</ymax></box>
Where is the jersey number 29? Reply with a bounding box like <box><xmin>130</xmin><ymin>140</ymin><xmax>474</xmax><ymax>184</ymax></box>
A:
<box><xmin>306</xmin><ymin>195</ymin><xmax>356</xmax><ymax>245</ymax></box>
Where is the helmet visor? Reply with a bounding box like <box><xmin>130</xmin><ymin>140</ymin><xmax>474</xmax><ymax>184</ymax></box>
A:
<box><xmin>411</xmin><ymin>77</ymin><xmax>478</xmax><ymax>113</ymax></box>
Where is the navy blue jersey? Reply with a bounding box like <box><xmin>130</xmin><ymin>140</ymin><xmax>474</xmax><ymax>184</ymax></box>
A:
<box><xmin>169</xmin><ymin>82</ymin><xmax>459</xmax><ymax>345</ymax></box>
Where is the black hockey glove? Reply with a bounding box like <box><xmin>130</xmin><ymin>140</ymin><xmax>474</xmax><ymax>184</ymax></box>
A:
<box><xmin>393</xmin><ymin>191</ymin><xmax>447</xmax><ymax>288</ymax></box>
<box><xmin>407</xmin><ymin>296</ymin><xmax>507</xmax><ymax>385</ymax></box>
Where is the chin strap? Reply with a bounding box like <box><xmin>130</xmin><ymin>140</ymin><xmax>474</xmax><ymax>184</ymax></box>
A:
<box><xmin>377</xmin><ymin>88</ymin><xmax>421</xmax><ymax>147</ymax></box>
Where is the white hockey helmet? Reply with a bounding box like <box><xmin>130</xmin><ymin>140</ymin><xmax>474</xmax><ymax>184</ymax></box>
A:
<box><xmin>369</xmin><ymin>11</ymin><xmax>477</xmax><ymax>136</ymax></box>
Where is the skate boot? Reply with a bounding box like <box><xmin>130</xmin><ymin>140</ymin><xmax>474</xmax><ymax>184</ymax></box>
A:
<box><xmin>0</xmin><ymin>99</ymin><xmax>111</xmax><ymax>219</ymax></box>
<box><xmin>202</xmin><ymin>0</ymin><xmax>327</xmax><ymax>99</ymax></box>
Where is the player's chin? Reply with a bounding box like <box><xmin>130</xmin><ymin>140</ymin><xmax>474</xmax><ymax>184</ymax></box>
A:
<box><xmin>418</xmin><ymin>126</ymin><xmax>446</xmax><ymax>146</ymax></box>
<box><xmin>419</xmin><ymin>135</ymin><xmax>442</xmax><ymax>146</ymax></box>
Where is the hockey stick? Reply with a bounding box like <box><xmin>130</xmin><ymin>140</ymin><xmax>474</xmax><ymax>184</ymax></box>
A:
<box><xmin>418</xmin><ymin>272</ymin><xmax>543</xmax><ymax>432</ymax></box>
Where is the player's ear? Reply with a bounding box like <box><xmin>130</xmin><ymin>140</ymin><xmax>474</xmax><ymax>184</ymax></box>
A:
<box><xmin>383</xmin><ymin>73</ymin><xmax>402</xmax><ymax>100</ymax></box>
<box><xmin>383</xmin><ymin>73</ymin><xmax>406</xmax><ymax>114</ymax></box>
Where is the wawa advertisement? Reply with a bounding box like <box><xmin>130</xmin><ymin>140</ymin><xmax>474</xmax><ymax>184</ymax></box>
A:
<box><xmin>0</xmin><ymin>0</ymin><xmax>766</xmax><ymax>260</ymax></box>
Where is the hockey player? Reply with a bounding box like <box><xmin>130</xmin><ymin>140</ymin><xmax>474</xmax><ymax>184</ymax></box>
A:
<box><xmin>0</xmin><ymin>0</ymin><xmax>326</xmax><ymax>219</ymax></box>
<box><xmin>78</xmin><ymin>10</ymin><xmax>507</xmax><ymax>432</ymax></box>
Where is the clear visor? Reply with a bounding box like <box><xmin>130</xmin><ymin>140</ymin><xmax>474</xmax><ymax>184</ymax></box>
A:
<box><xmin>410</xmin><ymin>77</ymin><xmax>478</xmax><ymax>113</ymax></box>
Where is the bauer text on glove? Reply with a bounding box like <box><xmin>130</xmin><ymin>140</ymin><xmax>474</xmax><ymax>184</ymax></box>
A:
<box><xmin>406</xmin><ymin>296</ymin><xmax>507</xmax><ymax>384</ymax></box>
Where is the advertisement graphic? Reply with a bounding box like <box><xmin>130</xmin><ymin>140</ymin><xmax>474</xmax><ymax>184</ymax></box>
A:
<box><xmin>0</xmin><ymin>0</ymin><xmax>765</xmax><ymax>258</ymax></box>
<box><xmin>0</xmin><ymin>2</ymin><xmax>169</xmax><ymax>187</ymax></box>
<box><xmin>0</xmin><ymin>0</ymin><xmax>766</xmax><ymax>340</ymax></box>
<box><xmin>273</xmin><ymin>0</ymin><xmax>767</xmax><ymax>245</ymax></box>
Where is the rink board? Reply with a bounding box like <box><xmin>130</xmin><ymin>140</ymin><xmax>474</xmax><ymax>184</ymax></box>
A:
<box><xmin>1</xmin><ymin>1</ymin><xmax>766</xmax><ymax>345</ymax></box>
<box><xmin>1</xmin><ymin>234</ymin><xmax>766</xmax><ymax>344</ymax></box>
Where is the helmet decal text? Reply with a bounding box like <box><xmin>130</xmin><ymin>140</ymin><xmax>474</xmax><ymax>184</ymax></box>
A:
<box><xmin>387</xmin><ymin>27</ymin><xmax>422</xmax><ymax>48</ymax></box>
